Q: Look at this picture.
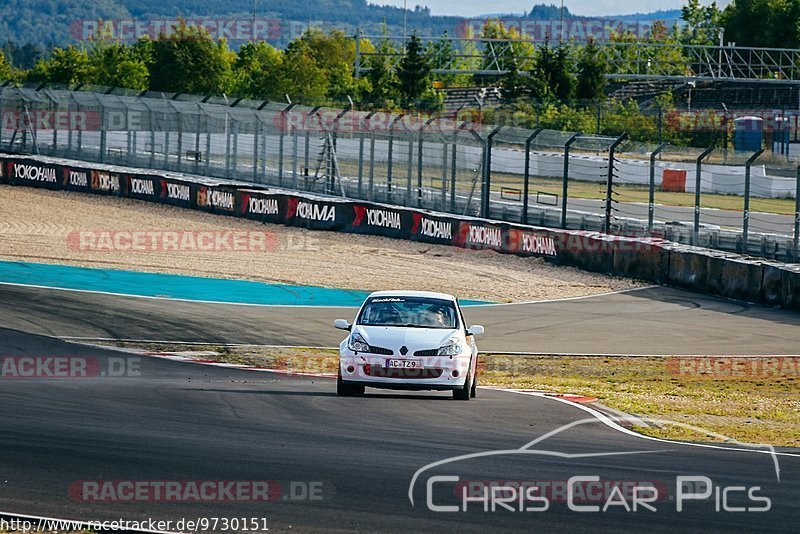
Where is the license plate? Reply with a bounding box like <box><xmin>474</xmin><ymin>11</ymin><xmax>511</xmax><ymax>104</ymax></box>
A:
<box><xmin>385</xmin><ymin>359</ymin><xmax>423</xmax><ymax>369</ymax></box>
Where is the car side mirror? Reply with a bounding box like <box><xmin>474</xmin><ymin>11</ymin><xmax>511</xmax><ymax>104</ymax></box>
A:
<box><xmin>334</xmin><ymin>319</ymin><xmax>352</xmax><ymax>331</ymax></box>
<box><xmin>467</xmin><ymin>325</ymin><xmax>485</xmax><ymax>336</ymax></box>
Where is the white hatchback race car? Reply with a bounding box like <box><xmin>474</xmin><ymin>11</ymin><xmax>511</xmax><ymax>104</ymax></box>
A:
<box><xmin>334</xmin><ymin>291</ymin><xmax>484</xmax><ymax>400</ymax></box>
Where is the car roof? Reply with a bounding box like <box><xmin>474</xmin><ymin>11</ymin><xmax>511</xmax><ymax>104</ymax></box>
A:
<box><xmin>366</xmin><ymin>290</ymin><xmax>457</xmax><ymax>302</ymax></box>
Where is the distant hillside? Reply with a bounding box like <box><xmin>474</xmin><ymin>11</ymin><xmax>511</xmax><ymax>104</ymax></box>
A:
<box><xmin>0</xmin><ymin>0</ymin><xmax>684</xmax><ymax>52</ymax></box>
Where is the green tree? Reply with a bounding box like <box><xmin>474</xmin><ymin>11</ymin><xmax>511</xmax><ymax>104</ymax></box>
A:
<box><xmin>232</xmin><ymin>41</ymin><xmax>284</xmax><ymax>100</ymax></box>
<box><xmin>679</xmin><ymin>0</ymin><xmax>724</xmax><ymax>45</ymax></box>
<box><xmin>365</xmin><ymin>35</ymin><xmax>400</xmax><ymax>108</ymax></box>
<box><xmin>536</xmin><ymin>42</ymin><xmax>577</xmax><ymax>102</ymax></box>
<box><xmin>89</xmin><ymin>40</ymin><xmax>149</xmax><ymax>90</ymax></box>
<box><xmin>28</xmin><ymin>45</ymin><xmax>95</xmax><ymax>85</ymax></box>
<box><xmin>0</xmin><ymin>50</ymin><xmax>12</xmax><ymax>81</ymax></box>
<box><xmin>147</xmin><ymin>20</ymin><xmax>234</xmax><ymax>95</ymax></box>
<box><xmin>279</xmin><ymin>38</ymin><xmax>329</xmax><ymax>104</ymax></box>
<box><xmin>576</xmin><ymin>38</ymin><xmax>608</xmax><ymax>100</ymax></box>
<box><xmin>396</xmin><ymin>32</ymin><xmax>431</xmax><ymax>107</ymax></box>
<box><xmin>721</xmin><ymin>0</ymin><xmax>800</xmax><ymax>48</ymax></box>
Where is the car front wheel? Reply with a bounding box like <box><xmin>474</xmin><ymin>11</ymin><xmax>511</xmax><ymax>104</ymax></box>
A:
<box><xmin>453</xmin><ymin>371</ymin><xmax>473</xmax><ymax>401</ymax></box>
<box><xmin>337</xmin><ymin>370</ymin><xmax>364</xmax><ymax>397</ymax></box>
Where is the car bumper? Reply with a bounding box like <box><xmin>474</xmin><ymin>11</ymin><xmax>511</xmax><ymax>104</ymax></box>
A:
<box><xmin>339</xmin><ymin>351</ymin><xmax>471</xmax><ymax>390</ymax></box>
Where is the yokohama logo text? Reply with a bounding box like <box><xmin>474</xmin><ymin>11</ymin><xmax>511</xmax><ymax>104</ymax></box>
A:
<box><xmin>296</xmin><ymin>201</ymin><xmax>335</xmax><ymax>222</ymax></box>
<box><xmin>420</xmin><ymin>218</ymin><xmax>452</xmax><ymax>239</ymax></box>
<box><xmin>14</xmin><ymin>164</ymin><xmax>57</xmax><ymax>183</ymax></box>
<box><xmin>522</xmin><ymin>233</ymin><xmax>557</xmax><ymax>256</ymax></box>
<box><xmin>129</xmin><ymin>178</ymin><xmax>155</xmax><ymax>196</ymax></box>
<box><xmin>366</xmin><ymin>208</ymin><xmax>402</xmax><ymax>229</ymax></box>
<box><xmin>249</xmin><ymin>197</ymin><xmax>279</xmax><ymax>215</ymax></box>
<box><xmin>468</xmin><ymin>225</ymin><xmax>502</xmax><ymax>247</ymax></box>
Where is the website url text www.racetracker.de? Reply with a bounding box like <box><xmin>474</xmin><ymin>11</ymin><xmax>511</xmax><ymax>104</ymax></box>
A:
<box><xmin>0</xmin><ymin>516</ymin><xmax>271</xmax><ymax>533</ymax></box>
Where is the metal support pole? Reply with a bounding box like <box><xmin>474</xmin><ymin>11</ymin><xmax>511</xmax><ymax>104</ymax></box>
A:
<box><xmin>162</xmin><ymin>113</ymin><xmax>170</xmax><ymax>170</ymax></box>
<box><xmin>232</xmin><ymin>120</ymin><xmax>240</xmax><ymax>178</ymax></box>
<box><xmin>450</xmin><ymin>140</ymin><xmax>458</xmax><ymax>213</ymax></box>
<box><xmin>417</xmin><ymin>118</ymin><xmax>435</xmax><ymax>208</ymax></box>
<box><xmin>482</xmin><ymin>126</ymin><xmax>502</xmax><ymax>219</ymax></box>
<box><xmin>99</xmin><ymin>107</ymin><xmax>107</xmax><ymax>163</ymax></box>
<box><xmin>406</xmin><ymin>137</ymin><xmax>413</xmax><ymax>206</ymax></box>
<box><xmin>278</xmin><ymin>114</ymin><xmax>285</xmax><ymax>186</ymax></box>
<box><xmin>742</xmin><ymin>149</ymin><xmax>765</xmax><ymax>255</ymax></box>
<box><xmin>357</xmin><ymin>133</ymin><xmax>365</xmax><ymax>197</ymax></box>
<box><xmin>387</xmin><ymin>114</ymin><xmax>405</xmax><ymax>199</ymax></box>
<box><xmin>693</xmin><ymin>145</ymin><xmax>716</xmax><ymax>246</ymax></box>
<box><xmin>561</xmin><ymin>133</ymin><xmax>581</xmax><ymax>229</ymax></box>
<box><xmin>523</xmin><ymin>127</ymin><xmax>543</xmax><ymax>224</ymax></box>
<box><xmin>368</xmin><ymin>133</ymin><xmax>376</xmax><ymax>201</ymax></box>
<box><xmin>196</xmin><ymin>111</ymin><xmax>202</xmax><ymax>175</ymax></box>
<box><xmin>441</xmin><ymin>142</ymin><xmax>448</xmax><ymax>211</ymax></box>
<box><xmin>176</xmin><ymin>113</ymin><xmax>183</xmax><ymax>171</ymax></box>
<box><xmin>225</xmin><ymin>112</ymin><xmax>232</xmax><ymax>179</ymax></box>
<box><xmin>354</xmin><ymin>30</ymin><xmax>361</xmax><ymax>79</ymax></box>
<box><xmin>794</xmin><ymin>166</ymin><xmax>800</xmax><ymax>258</ymax></box>
<box><xmin>648</xmin><ymin>142</ymin><xmax>668</xmax><ymax>235</ymax></box>
<box><xmin>148</xmin><ymin>108</ymin><xmax>155</xmax><ymax>169</ymax></box>
<box><xmin>604</xmin><ymin>133</ymin><xmax>628</xmax><ymax>234</ymax></box>
<box><xmin>204</xmin><ymin>114</ymin><xmax>211</xmax><ymax>176</ymax></box>
<box><xmin>260</xmin><ymin>119</ymin><xmax>267</xmax><ymax>184</ymax></box>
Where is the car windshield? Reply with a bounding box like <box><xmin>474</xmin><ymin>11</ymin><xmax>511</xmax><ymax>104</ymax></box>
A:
<box><xmin>357</xmin><ymin>296</ymin><xmax>458</xmax><ymax>329</ymax></box>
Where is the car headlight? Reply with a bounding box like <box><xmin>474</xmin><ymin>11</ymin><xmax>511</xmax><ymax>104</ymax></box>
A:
<box><xmin>347</xmin><ymin>332</ymin><xmax>371</xmax><ymax>353</ymax></box>
<box><xmin>438</xmin><ymin>337</ymin><xmax>462</xmax><ymax>356</ymax></box>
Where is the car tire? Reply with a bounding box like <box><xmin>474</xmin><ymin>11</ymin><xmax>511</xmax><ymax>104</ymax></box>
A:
<box><xmin>453</xmin><ymin>370</ymin><xmax>472</xmax><ymax>401</ymax></box>
<box><xmin>337</xmin><ymin>370</ymin><xmax>364</xmax><ymax>397</ymax></box>
<box><xmin>470</xmin><ymin>373</ymin><xmax>477</xmax><ymax>398</ymax></box>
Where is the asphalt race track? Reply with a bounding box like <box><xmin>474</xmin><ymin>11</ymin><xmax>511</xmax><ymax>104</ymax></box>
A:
<box><xmin>0</xmin><ymin>283</ymin><xmax>799</xmax><ymax>354</ymax></box>
<box><xmin>1</xmin><ymin>284</ymin><xmax>799</xmax><ymax>532</ymax></box>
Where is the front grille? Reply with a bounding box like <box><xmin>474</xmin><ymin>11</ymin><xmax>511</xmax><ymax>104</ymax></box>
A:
<box><xmin>413</xmin><ymin>348</ymin><xmax>439</xmax><ymax>356</ymax></box>
<box><xmin>365</xmin><ymin>367</ymin><xmax>444</xmax><ymax>379</ymax></box>
<box><xmin>367</xmin><ymin>346</ymin><xmax>393</xmax><ymax>355</ymax></box>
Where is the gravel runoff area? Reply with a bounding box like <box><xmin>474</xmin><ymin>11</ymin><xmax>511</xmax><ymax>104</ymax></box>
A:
<box><xmin>0</xmin><ymin>185</ymin><xmax>642</xmax><ymax>303</ymax></box>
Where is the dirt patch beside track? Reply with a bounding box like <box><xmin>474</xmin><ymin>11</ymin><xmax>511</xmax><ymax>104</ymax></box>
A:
<box><xmin>0</xmin><ymin>185</ymin><xmax>642</xmax><ymax>302</ymax></box>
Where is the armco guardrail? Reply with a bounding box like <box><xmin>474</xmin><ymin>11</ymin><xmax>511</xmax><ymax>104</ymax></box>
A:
<box><xmin>1</xmin><ymin>152</ymin><xmax>798</xmax><ymax>311</ymax></box>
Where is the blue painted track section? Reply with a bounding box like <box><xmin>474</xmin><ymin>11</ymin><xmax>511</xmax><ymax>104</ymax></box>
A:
<box><xmin>0</xmin><ymin>261</ymin><xmax>489</xmax><ymax>306</ymax></box>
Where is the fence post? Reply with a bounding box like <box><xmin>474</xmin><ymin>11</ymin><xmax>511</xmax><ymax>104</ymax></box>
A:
<box><xmin>225</xmin><ymin>111</ymin><xmax>232</xmax><ymax>179</ymax></box>
<box><xmin>387</xmin><ymin>114</ymin><xmax>405</xmax><ymax>200</ymax></box>
<box><xmin>193</xmin><ymin>108</ymin><xmax>201</xmax><ymax>174</ymax></box>
<box><xmin>794</xmin><ymin>166</ymin><xmax>800</xmax><ymax>259</ymax></box>
<box><xmin>99</xmin><ymin>106</ymin><xmax>107</xmax><ymax>163</ymax></box>
<box><xmin>357</xmin><ymin>131</ymin><xmax>365</xmax><ymax>197</ymax></box>
<box><xmin>561</xmin><ymin>133</ymin><xmax>581</xmax><ymax>229</ymax></box>
<box><xmin>742</xmin><ymin>149</ymin><xmax>765</xmax><ymax>255</ymax></box>
<box><xmin>204</xmin><ymin>112</ymin><xmax>211</xmax><ymax>176</ymax></box>
<box><xmin>693</xmin><ymin>145</ymin><xmax>716</xmax><ymax>246</ymax></box>
<box><xmin>523</xmin><ymin>127</ymin><xmax>543</xmax><ymax>224</ymax></box>
<box><xmin>368</xmin><ymin>132</ymin><xmax>376</xmax><ymax>200</ymax></box>
<box><xmin>604</xmin><ymin>133</ymin><xmax>628</xmax><ymax>234</ymax></box>
<box><xmin>252</xmin><ymin>115</ymin><xmax>260</xmax><ymax>182</ymax></box>
<box><xmin>418</xmin><ymin>117</ymin><xmax>435</xmax><ymax>208</ymax></box>
<box><xmin>162</xmin><ymin>111</ymin><xmax>170</xmax><ymax>170</ymax></box>
<box><xmin>278</xmin><ymin>110</ymin><xmax>286</xmax><ymax>186</ymax></box>
<box><xmin>648</xmin><ymin>142</ymin><xmax>669</xmax><ymax>235</ymax></box>
<box><xmin>450</xmin><ymin>135</ymin><xmax>458</xmax><ymax>213</ymax></box>
<box><xmin>148</xmin><ymin>108</ymin><xmax>155</xmax><ymax>169</ymax></box>
<box><xmin>482</xmin><ymin>126</ymin><xmax>502</xmax><ymax>219</ymax></box>
<box><xmin>176</xmin><ymin>109</ymin><xmax>184</xmax><ymax>172</ymax></box>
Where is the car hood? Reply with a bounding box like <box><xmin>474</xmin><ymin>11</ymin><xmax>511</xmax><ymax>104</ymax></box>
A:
<box><xmin>354</xmin><ymin>325</ymin><xmax>459</xmax><ymax>352</ymax></box>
